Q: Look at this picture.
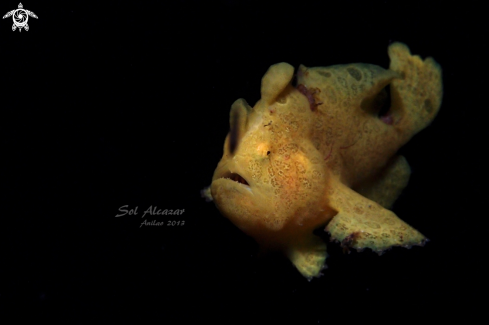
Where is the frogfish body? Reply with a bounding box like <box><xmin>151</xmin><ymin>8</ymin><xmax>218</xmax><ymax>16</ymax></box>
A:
<box><xmin>202</xmin><ymin>43</ymin><xmax>442</xmax><ymax>280</ymax></box>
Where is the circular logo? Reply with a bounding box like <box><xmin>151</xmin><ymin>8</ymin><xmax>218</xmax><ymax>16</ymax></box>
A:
<box><xmin>13</xmin><ymin>9</ymin><xmax>28</xmax><ymax>27</ymax></box>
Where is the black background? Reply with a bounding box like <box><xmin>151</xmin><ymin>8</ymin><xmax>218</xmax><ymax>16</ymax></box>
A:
<box><xmin>1</xmin><ymin>0</ymin><xmax>486</xmax><ymax>323</ymax></box>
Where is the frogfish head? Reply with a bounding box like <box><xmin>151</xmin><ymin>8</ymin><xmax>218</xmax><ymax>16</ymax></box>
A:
<box><xmin>209</xmin><ymin>63</ymin><xmax>335</xmax><ymax>249</ymax></box>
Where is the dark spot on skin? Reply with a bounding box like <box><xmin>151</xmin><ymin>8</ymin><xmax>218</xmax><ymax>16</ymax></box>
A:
<box><xmin>423</xmin><ymin>98</ymin><xmax>433</xmax><ymax>113</ymax></box>
<box><xmin>337</xmin><ymin>77</ymin><xmax>347</xmax><ymax>88</ymax></box>
<box><xmin>347</xmin><ymin>67</ymin><xmax>362</xmax><ymax>81</ymax></box>
<box><xmin>267</xmin><ymin>151</ymin><xmax>271</xmax><ymax>156</ymax></box>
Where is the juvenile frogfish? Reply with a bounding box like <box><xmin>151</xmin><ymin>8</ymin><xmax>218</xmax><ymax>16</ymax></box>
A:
<box><xmin>202</xmin><ymin>43</ymin><xmax>442</xmax><ymax>280</ymax></box>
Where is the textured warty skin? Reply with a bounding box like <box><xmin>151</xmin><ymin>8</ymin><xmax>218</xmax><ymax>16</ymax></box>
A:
<box><xmin>203</xmin><ymin>43</ymin><xmax>442</xmax><ymax>280</ymax></box>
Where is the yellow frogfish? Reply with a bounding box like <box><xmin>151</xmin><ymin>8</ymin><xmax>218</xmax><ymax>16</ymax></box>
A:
<box><xmin>202</xmin><ymin>42</ymin><xmax>442</xmax><ymax>280</ymax></box>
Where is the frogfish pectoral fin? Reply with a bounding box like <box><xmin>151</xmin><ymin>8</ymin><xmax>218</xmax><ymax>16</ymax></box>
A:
<box><xmin>326</xmin><ymin>179</ymin><xmax>427</xmax><ymax>254</ymax></box>
<box><xmin>284</xmin><ymin>234</ymin><xmax>328</xmax><ymax>281</ymax></box>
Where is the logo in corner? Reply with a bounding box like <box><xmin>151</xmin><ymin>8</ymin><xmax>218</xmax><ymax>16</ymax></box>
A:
<box><xmin>3</xmin><ymin>3</ymin><xmax>37</xmax><ymax>32</ymax></box>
